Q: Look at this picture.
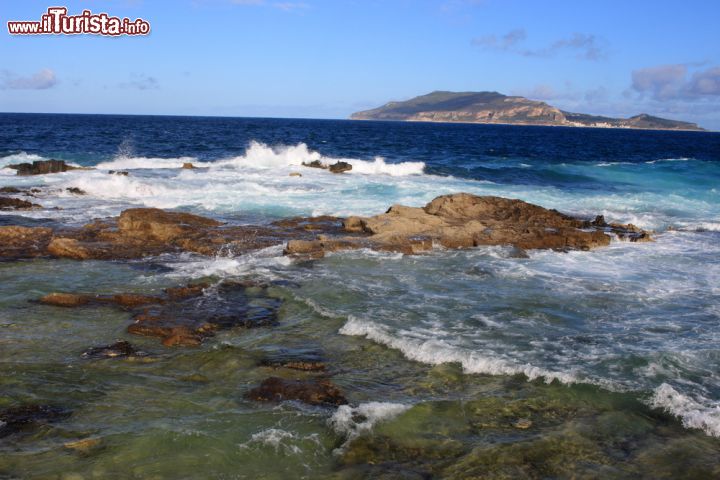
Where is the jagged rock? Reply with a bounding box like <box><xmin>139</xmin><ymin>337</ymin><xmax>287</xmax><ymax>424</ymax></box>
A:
<box><xmin>245</xmin><ymin>377</ymin><xmax>347</xmax><ymax>406</ymax></box>
<box><xmin>0</xmin><ymin>225</ymin><xmax>53</xmax><ymax>259</ymax></box>
<box><xmin>108</xmin><ymin>170</ymin><xmax>129</xmax><ymax>176</ymax></box>
<box><xmin>7</xmin><ymin>159</ymin><xmax>79</xmax><ymax>175</ymax></box>
<box><xmin>302</xmin><ymin>160</ymin><xmax>325</xmax><ymax>169</ymax></box>
<box><xmin>47</xmin><ymin>238</ymin><xmax>92</xmax><ymax>260</ymax></box>
<box><xmin>118</xmin><ymin>208</ymin><xmax>223</xmax><ymax>242</ymax></box>
<box><xmin>164</xmin><ymin>283</ymin><xmax>208</xmax><ymax>300</ymax></box>
<box><xmin>81</xmin><ymin>341</ymin><xmax>140</xmax><ymax>359</ymax></box>
<box><xmin>0</xmin><ymin>196</ymin><xmax>40</xmax><ymax>210</ymax></box>
<box><xmin>329</xmin><ymin>161</ymin><xmax>352</xmax><ymax>173</ymax></box>
<box><xmin>66</xmin><ymin>187</ymin><xmax>86</xmax><ymax>195</ymax></box>
<box><xmin>287</xmin><ymin>194</ymin><xmax>651</xmax><ymax>257</ymax></box>
<box><xmin>0</xmin><ymin>405</ymin><xmax>71</xmax><ymax>438</ymax></box>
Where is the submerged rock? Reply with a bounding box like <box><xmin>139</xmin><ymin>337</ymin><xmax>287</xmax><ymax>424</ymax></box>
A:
<box><xmin>63</xmin><ymin>437</ymin><xmax>103</xmax><ymax>454</ymax></box>
<box><xmin>259</xmin><ymin>349</ymin><xmax>327</xmax><ymax>372</ymax></box>
<box><xmin>39</xmin><ymin>281</ymin><xmax>279</xmax><ymax>347</ymax></box>
<box><xmin>7</xmin><ymin>159</ymin><xmax>79</xmax><ymax>176</ymax></box>
<box><xmin>245</xmin><ymin>377</ymin><xmax>347</xmax><ymax>406</ymax></box>
<box><xmin>81</xmin><ymin>340</ymin><xmax>140</xmax><ymax>359</ymax></box>
<box><xmin>40</xmin><ymin>292</ymin><xmax>91</xmax><ymax>307</ymax></box>
<box><xmin>0</xmin><ymin>196</ymin><xmax>40</xmax><ymax>210</ymax></box>
<box><xmin>66</xmin><ymin>187</ymin><xmax>86</xmax><ymax>195</ymax></box>
<box><xmin>0</xmin><ymin>405</ymin><xmax>71</xmax><ymax>438</ymax></box>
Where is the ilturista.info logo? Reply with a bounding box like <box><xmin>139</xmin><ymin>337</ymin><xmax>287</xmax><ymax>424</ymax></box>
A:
<box><xmin>7</xmin><ymin>7</ymin><xmax>150</xmax><ymax>36</ymax></box>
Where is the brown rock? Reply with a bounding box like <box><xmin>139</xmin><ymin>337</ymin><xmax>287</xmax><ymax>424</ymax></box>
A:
<box><xmin>161</xmin><ymin>327</ymin><xmax>202</xmax><ymax>347</ymax></box>
<box><xmin>289</xmin><ymin>172</ymin><xmax>302</xmax><ymax>177</ymax></box>
<box><xmin>245</xmin><ymin>377</ymin><xmax>347</xmax><ymax>406</ymax></box>
<box><xmin>329</xmin><ymin>161</ymin><xmax>352</xmax><ymax>173</ymax></box>
<box><xmin>164</xmin><ymin>283</ymin><xmax>208</xmax><ymax>300</ymax></box>
<box><xmin>7</xmin><ymin>159</ymin><xmax>79</xmax><ymax>176</ymax></box>
<box><xmin>0</xmin><ymin>196</ymin><xmax>40</xmax><ymax>210</ymax></box>
<box><xmin>302</xmin><ymin>159</ymin><xmax>325</xmax><ymax>169</ymax></box>
<box><xmin>0</xmin><ymin>186</ymin><xmax>22</xmax><ymax>194</ymax></box>
<box><xmin>0</xmin><ymin>226</ymin><xmax>53</xmax><ymax>259</ymax></box>
<box><xmin>64</xmin><ymin>437</ymin><xmax>102</xmax><ymax>454</ymax></box>
<box><xmin>320</xmin><ymin>193</ymin><xmax>643</xmax><ymax>255</ymax></box>
<box><xmin>40</xmin><ymin>292</ymin><xmax>91</xmax><ymax>307</ymax></box>
<box><xmin>47</xmin><ymin>238</ymin><xmax>92</xmax><ymax>260</ymax></box>
<box><xmin>182</xmin><ymin>162</ymin><xmax>195</xmax><ymax>169</ymax></box>
<box><xmin>66</xmin><ymin>187</ymin><xmax>86</xmax><ymax>195</ymax></box>
<box><xmin>117</xmin><ymin>208</ymin><xmax>222</xmax><ymax>242</ymax></box>
<box><xmin>109</xmin><ymin>293</ymin><xmax>163</xmax><ymax>308</ymax></box>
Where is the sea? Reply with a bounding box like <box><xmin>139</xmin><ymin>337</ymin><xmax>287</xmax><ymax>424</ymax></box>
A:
<box><xmin>1</xmin><ymin>113</ymin><xmax>719</xmax><ymax>478</ymax></box>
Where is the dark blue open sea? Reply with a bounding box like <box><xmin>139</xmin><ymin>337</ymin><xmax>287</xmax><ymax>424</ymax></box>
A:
<box><xmin>1</xmin><ymin>113</ymin><xmax>719</xmax><ymax>478</ymax></box>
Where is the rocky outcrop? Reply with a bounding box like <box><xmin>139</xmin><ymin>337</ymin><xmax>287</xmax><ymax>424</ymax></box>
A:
<box><xmin>6</xmin><ymin>159</ymin><xmax>82</xmax><ymax>175</ymax></box>
<box><xmin>245</xmin><ymin>377</ymin><xmax>347</xmax><ymax>406</ymax></box>
<box><xmin>0</xmin><ymin>196</ymin><xmax>41</xmax><ymax>210</ymax></box>
<box><xmin>0</xmin><ymin>226</ymin><xmax>53</xmax><ymax>259</ymax></box>
<box><xmin>0</xmin><ymin>195</ymin><xmax>650</xmax><ymax>262</ymax></box>
<box><xmin>285</xmin><ymin>194</ymin><xmax>651</xmax><ymax>258</ymax></box>
<box><xmin>302</xmin><ymin>160</ymin><xmax>353</xmax><ymax>173</ymax></box>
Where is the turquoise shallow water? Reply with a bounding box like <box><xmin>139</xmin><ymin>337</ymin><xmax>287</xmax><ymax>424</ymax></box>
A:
<box><xmin>1</xmin><ymin>115</ymin><xmax>719</xmax><ymax>478</ymax></box>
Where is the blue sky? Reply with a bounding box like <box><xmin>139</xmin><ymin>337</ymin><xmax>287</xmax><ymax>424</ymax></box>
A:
<box><xmin>1</xmin><ymin>0</ymin><xmax>719</xmax><ymax>129</ymax></box>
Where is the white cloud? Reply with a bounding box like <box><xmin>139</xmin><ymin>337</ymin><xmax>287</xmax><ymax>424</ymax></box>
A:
<box><xmin>1</xmin><ymin>68</ymin><xmax>58</xmax><ymax>90</ymax></box>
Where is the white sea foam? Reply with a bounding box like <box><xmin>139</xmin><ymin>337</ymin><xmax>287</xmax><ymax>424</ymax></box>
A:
<box><xmin>0</xmin><ymin>151</ymin><xmax>48</xmax><ymax>168</ymax></box>
<box><xmin>339</xmin><ymin>315</ymin><xmax>580</xmax><ymax>385</ymax></box>
<box><xmin>213</xmin><ymin>141</ymin><xmax>425</xmax><ymax>176</ymax></box>
<box><xmin>645</xmin><ymin>157</ymin><xmax>691</xmax><ymax>164</ymax></box>
<box><xmin>163</xmin><ymin>245</ymin><xmax>289</xmax><ymax>280</ymax></box>
<box><xmin>239</xmin><ymin>428</ymin><xmax>320</xmax><ymax>455</ymax></box>
<box><xmin>96</xmin><ymin>155</ymin><xmax>202</xmax><ymax>170</ymax></box>
<box><xmin>329</xmin><ymin>401</ymin><xmax>411</xmax><ymax>451</ymax></box>
<box><xmin>649</xmin><ymin>383</ymin><xmax>720</xmax><ymax>438</ymax></box>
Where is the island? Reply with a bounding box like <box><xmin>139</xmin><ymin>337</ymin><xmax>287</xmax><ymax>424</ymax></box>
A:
<box><xmin>350</xmin><ymin>91</ymin><xmax>705</xmax><ymax>131</ymax></box>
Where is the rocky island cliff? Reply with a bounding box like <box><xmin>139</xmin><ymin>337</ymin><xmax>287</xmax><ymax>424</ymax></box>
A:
<box><xmin>351</xmin><ymin>91</ymin><xmax>705</xmax><ymax>131</ymax></box>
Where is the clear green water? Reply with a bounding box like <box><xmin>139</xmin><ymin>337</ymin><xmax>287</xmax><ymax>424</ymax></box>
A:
<box><xmin>1</xmin><ymin>258</ymin><xmax>719</xmax><ymax>479</ymax></box>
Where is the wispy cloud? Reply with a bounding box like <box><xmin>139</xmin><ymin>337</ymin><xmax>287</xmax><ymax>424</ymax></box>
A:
<box><xmin>119</xmin><ymin>74</ymin><xmax>159</xmax><ymax>90</ymax></box>
<box><xmin>631</xmin><ymin>64</ymin><xmax>720</xmax><ymax>100</ymax></box>
<box><xmin>473</xmin><ymin>29</ymin><xmax>607</xmax><ymax>61</ymax></box>
<box><xmin>0</xmin><ymin>68</ymin><xmax>57</xmax><ymax>90</ymax></box>
<box><xmin>472</xmin><ymin>29</ymin><xmax>526</xmax><ymax>51</ymax></box>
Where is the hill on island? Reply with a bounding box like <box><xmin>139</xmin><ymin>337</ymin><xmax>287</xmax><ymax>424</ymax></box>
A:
<box><xmin>350</xmin><ymin>91</ymin><xmax>704</xmax><ymax>131</ymax></box>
